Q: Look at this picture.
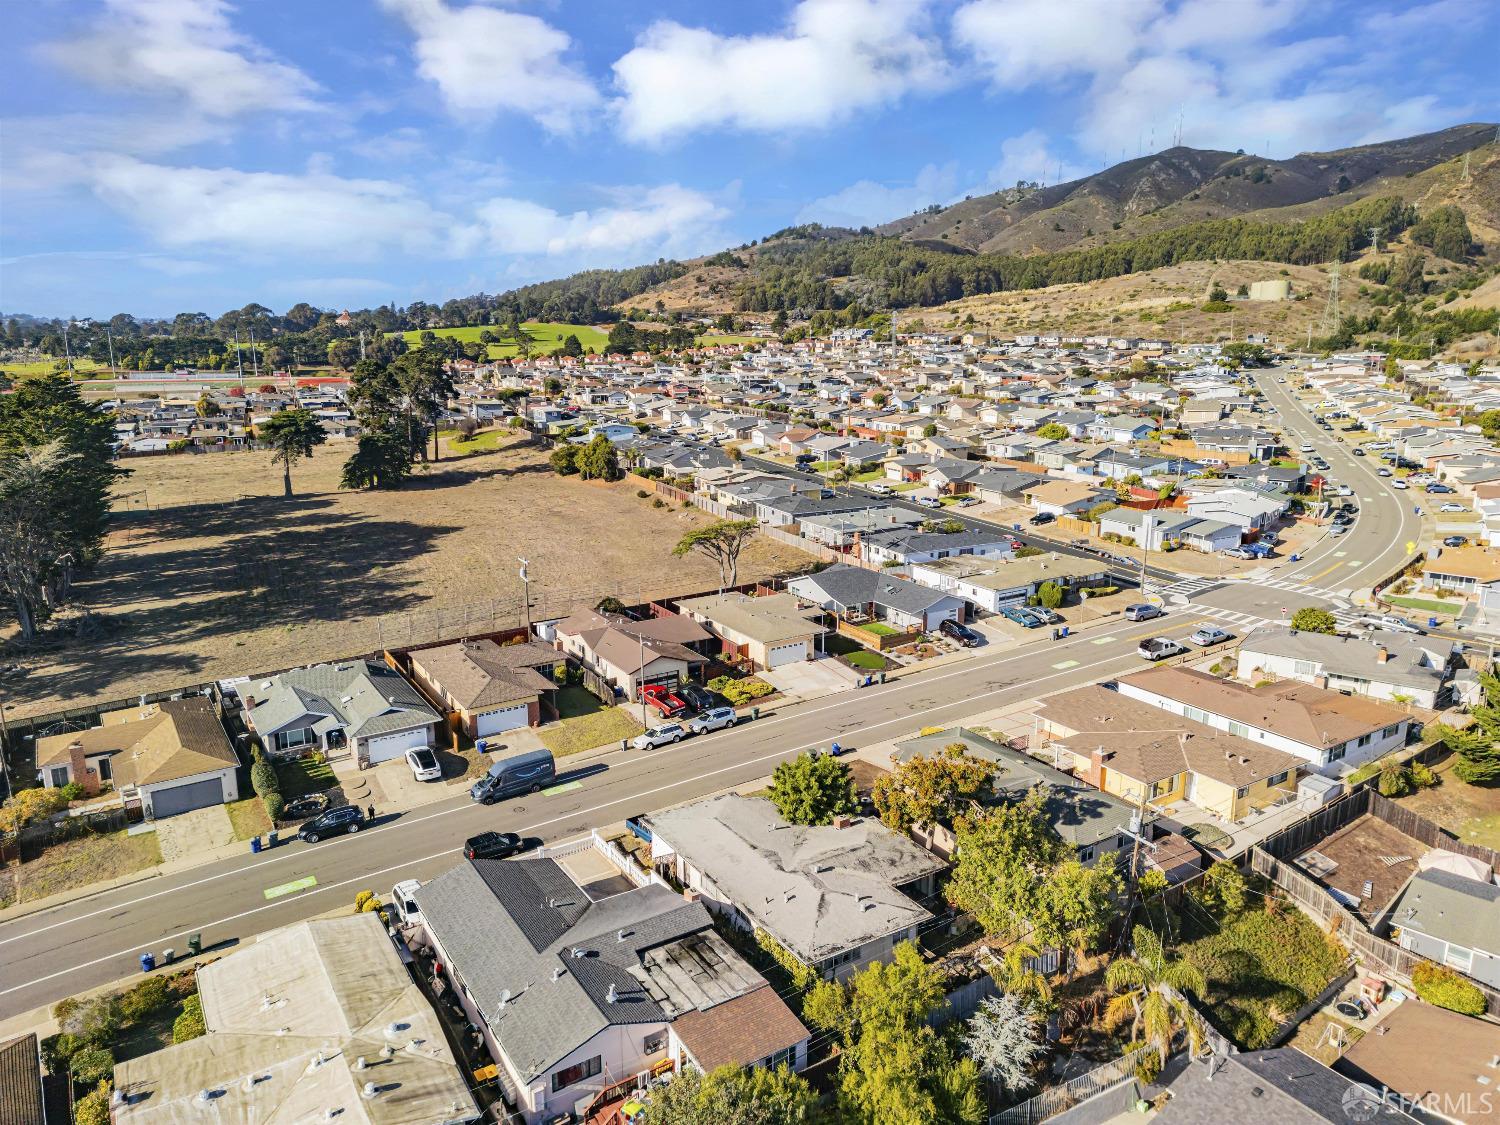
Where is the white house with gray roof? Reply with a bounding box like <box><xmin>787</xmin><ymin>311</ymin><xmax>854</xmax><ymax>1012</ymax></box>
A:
<box><xmin>415</xmin><ymin>851</ymin><xmax>807</xmax><ymax>1124</ymax></box>
<box><xmin>646</xmin><ymin>794</ymin><xmax>945</xmax><ymax>981</ymax></box>
<box><xmin>243</xmin><ymin>660</ymin><xmax>441</xmax><ymax>767</ymax></box>
<box><xmin>1388</xmin><ymin>868</ymin><xmax>1500</xmax><ymax>988</ymax></box>
<box><xmin>786</xmin><ymin>564</ymin><xmax>968</xmax><ymax>631</ymax></box>
<box><xmin>1236</xmin><ymin>624</ymin><xmax>1454</xmax><ymax>710</ymax></box>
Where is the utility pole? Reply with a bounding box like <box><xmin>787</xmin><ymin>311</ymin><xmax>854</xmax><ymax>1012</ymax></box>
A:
<box><xmin>359</xmin><ymin>329</ymin><xmax>367</xmax><ymax>361</ymax></box>
<box><xmin>62</xmin><ymin>322</ymin><xmax>74</xmax><ymax>374</ymax></box>
<box><xmin>518</xmin><ymin>558</ymin><xmax>532</xmax><ymax>635</ymax></box>
<box><xmin>248</xmin><ymin>329</ymin><xmax>260</xmax><ymax>382</ymax></box>
<box><xmin>106</xmin><ymin>329</ymin><xmax>117</xmax><ymax>377</ymax></box>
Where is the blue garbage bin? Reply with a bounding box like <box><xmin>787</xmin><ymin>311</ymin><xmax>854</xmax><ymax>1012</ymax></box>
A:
<box><xmin>1060</xmin><ymin>626</ymin><xmax>1070</xmax><ymax>638</ymax></box>
<box><xmin>476</xmin><ymin>739</ymin><xmax>487</xmax><ymax>754</ymax></box>
<box><xmin>140</xmin><ymin>952</ymin><xmax>156</xmax><ymax>973</ymax></box>
<box><xmin>250</xmin><ymin>835</ymin><xmax>262</xmax><ymax>854</ymax></box>
<box><xmin>1429</xmin><ymin>616</ymin><xmax>1439</xmax><ymax>628</ymax></box>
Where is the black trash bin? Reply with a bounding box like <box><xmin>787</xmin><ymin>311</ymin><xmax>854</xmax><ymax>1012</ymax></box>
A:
<box><xmin>187</xmin><ymin>933</ymin><xmax>202</xmax><ymax>956</ymax></box>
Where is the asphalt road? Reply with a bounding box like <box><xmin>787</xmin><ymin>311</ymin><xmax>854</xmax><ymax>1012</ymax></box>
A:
<box><xmin>0</xmin><ymin>612</ymin><xmax>1213</xmax><ymax>1021</ymax></box>
<box><xmin>1254</xmin><ymin>369</ymin><xmax>1423</xmax><ymax>595</ymax></box>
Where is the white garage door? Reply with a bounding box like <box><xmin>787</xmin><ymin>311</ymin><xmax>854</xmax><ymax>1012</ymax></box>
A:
<box><xmin>365</xmin><ymin>727</ymin><xmax>431</xmax><ymax>765</ymax></box>
<box><xmin>475</xmin><ymin>703</ymin><xmax>529</xmax><ymax>738</ymax></box>
<box><xmin>766</xmin><ymin>641</ymin><xmax>806</xmax><ymax>669</ymax></box>
<box><xmin>150</xmin><ymin>776</ymin><xmax>224</xmax><ymax>819</ymax></box>
<box><xmin>926</xmin><ymin>605</ymin><xmax>959</xmax><ymax>628</ymax></box>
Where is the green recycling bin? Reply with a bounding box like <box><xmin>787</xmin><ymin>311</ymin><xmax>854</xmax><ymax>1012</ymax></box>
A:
<box><xmin>187</xmin><ymin>933</ymin><xmax>202</xmax><ymax>956</ymax></box>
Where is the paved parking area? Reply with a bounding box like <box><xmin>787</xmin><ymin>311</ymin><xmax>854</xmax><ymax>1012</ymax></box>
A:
<box><xmin>761</xmin><ymin>657</ymin><xmax>859</xmax><ymax>699</ymax></box>
<box><xmin>154</xmin><ymin>805</ymin><xmax>236</xmax><ymax>864</ymax></box>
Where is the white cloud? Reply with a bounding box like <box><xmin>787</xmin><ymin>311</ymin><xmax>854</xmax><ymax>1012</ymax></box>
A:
<box><xmin>798</xmin><ymin>163</ymin><xmax>958</xmax><ymax>229</ymax></box>
<box><xmin>954</xmin><ymin>0</ymin><xmax>1158</xmax><ymax>88</ymax></box>
<box><xmin>470</xmin><ymin>185</ymin><xmax>730</xmax><ymax>260</ymax></box>
<box><xmin>379</xmin><ymin>0</ymin><xmax>598</xmax><ymax>131</ymax></box>
<box><xmin>74</xmin><ymin>156</ymin><xmax>728</xmax><ymax>269</ymax></box>
<box><xmin>983</xmin><ymin>130</ymin><xmax>1080</xmax><ymax>189</ymax></box>
<box><xmin>86</xmin><ymin>158</ymin><xmax>447</xmax><ymax>259</ymax></box>
<box><xmin>42</xmin><ymin>0</ymin><xmax>320</xmax><ymax>117</ymax></box>
<box><xmin>613</xmin><ymin>0</ymin><xmax>949</xmax><ymax>144</ymax></box>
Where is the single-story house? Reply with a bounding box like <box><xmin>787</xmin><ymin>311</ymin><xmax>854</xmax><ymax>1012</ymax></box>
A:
<box><xmin>1183</xmin><ymin>487</ymin><xmax>1287</xmax><ymax>531</ymax></box>
<box><xmin>407</xmin><ymin>639</ymin><xmax>564</xmax><ymax>738</ymax></box>
<box><xmin>969</xmin><ymin>468</ymin><xmax>1047</xmax><ymax>504</ymax></box>
<box><xmin>1026</xmin><ymin>479</ymin><xmax>1113</xmax><ymax>517</ymax></box>
<box><xmin>0</xmin><ymin>1034</ymin><xmax>45</xmax><ymax>1125</ymax></box>
<box><xmin>906</xmin><ymin>552</ymin><xmax>1109</xmax><ymax>613</ymax></box>
<box><xmin>36</xmin><ymin>697</ymin><xmax>241</xmax><ymax>820</ymax></box>
<box><xmin>860</xmin><ymin>527</ymin><xmax>1015</xmax><ymax>567</ymax></box>
<box><xmin>551</xmin><ymin>610</ymin><xmax>711</xmax><ymax>701</ymax></box>
<box><xmin>1387</xmin><ymin>867</ymin><xmax>1500</xmax><ymax>988</ymax></box>
<box><xmin>1034</xmin><ymin>684</ymin><xmax>1301</xmax><ymax>824</ymax></box>
<box><xmin>1116</xmin><ymin>665</ymin><xmax>1411</xmax><ymax>774</ymax></box>
<box><xmin>647</xmin><ymin>794</ymin><xmax>946</xmax><ymax>981</ymax></box>
<box><xmin>891</xmin><ymin>727</ymin><xmax>1138</xmax><ymax>866</ymax></box>
<box><xmin>675</xmin><ymin>592</ymin><xmax>825</xmax><ymax>670</ymax></box>
<box><xmin>1236</xmin><ymin>624</ymin><xmax>1452</xmax><ymax>710</ymax></box>
<box><xmin>112</xmin><ymin>913</ymin><xmax>479</xmax><ymax>1125</ymax></box>
<box><xmin>798</xmin><ymin>506</ymin><xmax>924</xmax><ymax>548</ymax></box>
<box><xmin>416</xmin><ymin>848</ymin><xmax>808</xmax><ymax>1124</ymax></box>
<box><xmin>244</xmin><ymin>660</ymin><xmax>442</xmax><ymax>767</ymax></box>
<box><xmin>1337</xmin><ymin>997</ymin><xmax>1500</xmax><ymax>1116</ymax></box>
<box><xmin>1421</xmin><ymin>546</ymin><xmax>1500</xmax><ymax>598</ymax></box>
<box><xmin>1156</xmin><ymin>1049</ymin><xmax>1420</xmax><ymax>1124</ymax></box>
<box><xmin>786</xmin><ymin>564</ymin><xmax>968</xmax><ymax>631</ymax></box>
<box><xmin>1097</xmin><ymin>508</ymin><xmax>1242</xmax><ymax>553</ymax></box>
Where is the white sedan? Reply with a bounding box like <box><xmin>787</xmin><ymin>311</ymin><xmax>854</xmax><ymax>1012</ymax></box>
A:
<box><xmin>1439</xmin><ymin>503</ymin><xmax>1468</xmax><ymax>513</ymax></box>
<box><xmin>405</xmin><ymin>746</ymin><xmax>442</xmax><ymax>782</ymax></box>
<box><xmin>1189</xmin><ymin>626</ymin><xmax>1231</xmax><ymax>647</ymax></box>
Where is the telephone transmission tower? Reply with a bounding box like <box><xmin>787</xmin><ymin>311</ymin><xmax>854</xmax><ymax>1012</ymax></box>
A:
<box><xmin>1322</xmin><ymin>264</ymin><xmax>1342</xmax><ymax>336</ymax></box>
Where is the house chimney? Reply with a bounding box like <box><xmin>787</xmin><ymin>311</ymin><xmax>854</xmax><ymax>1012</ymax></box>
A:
<box><xmin>832</xmin><ymin>815</ymin><xmax>853</xmax><ymax>829</ymax></box>
<box><xmin>1377</xmin><ymin>646</ymin><xmax>1390</xmax><ymax>664</ymax></box>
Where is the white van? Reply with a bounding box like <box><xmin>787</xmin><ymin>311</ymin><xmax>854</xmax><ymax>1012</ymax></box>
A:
<box><xmin>391</xmin><ymin>879</ymin><xmax>423</xmax><ymax>927</ymax></box>
<box><xmin>867</xmin><ymin>482</ymin><xmax>893</xmax><ymax>495</ymax></box>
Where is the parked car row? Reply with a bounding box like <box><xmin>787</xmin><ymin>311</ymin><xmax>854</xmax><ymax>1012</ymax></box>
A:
<box><xmin>1000</xmin><ymin>604</ymin><xmax>1061</xmax><ymax>629</ymax></box>
<box><xmin>631</xmin><ymin>706</ymin><xmax>746</xmax><ymax>749</ymax></box>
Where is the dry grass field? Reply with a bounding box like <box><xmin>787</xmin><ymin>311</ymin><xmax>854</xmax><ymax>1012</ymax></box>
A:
<box><xmin>3</xmin><ymin>431</ymin><xmax>815</xmax><ymax>720</ymax></box>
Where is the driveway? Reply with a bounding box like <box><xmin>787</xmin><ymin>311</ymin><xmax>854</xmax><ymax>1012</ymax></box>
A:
<box><xmin>154</xmin><ymin>805</ymin><xmax>236</xmax><ymax>865</ymax></box>
<box><xmin>760</xmin><ymin>656</ymin><xmax>859</xmax><ymax>700</ymax></box>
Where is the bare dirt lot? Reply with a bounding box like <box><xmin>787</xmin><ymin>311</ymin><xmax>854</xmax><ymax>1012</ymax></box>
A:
<box><xmin>3</xmin><ymin>432</ymin><xmax>815</xmax><ymax>720</ymax></box>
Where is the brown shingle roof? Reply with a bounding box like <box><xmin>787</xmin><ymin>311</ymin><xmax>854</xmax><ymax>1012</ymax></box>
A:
<box><xmin>1117</xmin><ymin>666</ymin><xmax>1407</xmax><ymax>749</ymax></box>
<box><xmin>1039</xmin><ymin>684</ymin><xmax>1301</xmax><ymax>787</ymax></box>
<box><xmin>0</xmin><ymin>1034</ymin><xmax>45</xmax><ymax>1125</ymax></box>
<box><xmin>410</xmin><ymin>639</ymin><xmax>558</xmax><ymax>712</ymax></box>
<box><xmin>669</xmin><ymin>986</ymin><xmax>808</xmax><ymax>1073</ymax></box>
<box><xmin>35</xmin><ymin>697</ymin><xmax>236</xmax><ymax>786</ymax></box>
<box><xmin>1423</xmin><ymin>546</ymin><xmax>1500</xmax><ymax>583</ymax></box>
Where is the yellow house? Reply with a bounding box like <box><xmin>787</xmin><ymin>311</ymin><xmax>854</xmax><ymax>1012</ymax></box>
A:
<box><xmin>1034</xmin><ymin>684</ymin><xmax>1301</xmax><ymax>823</ymax></box>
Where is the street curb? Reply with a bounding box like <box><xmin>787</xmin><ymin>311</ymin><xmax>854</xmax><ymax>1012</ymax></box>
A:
<box><xmin>0</xmin><ymin>868</ymin><xmax>163</xmax><ymax>927</ymax></box>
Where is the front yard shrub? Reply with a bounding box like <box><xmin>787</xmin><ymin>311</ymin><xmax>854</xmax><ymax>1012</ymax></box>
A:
<box><xmin>78</xmin><ymin>995</ymin><xmax>123</xmax><ymax>1047</ymax></box>
<box><xmin>250</xmin><ymin>751</ymin><xmax>279</xmax><ymax>799</ymax></box>
<box><xmin>120</xmin><ymin>976</ymin><xmax>171</xmax><ymax>1023</ymax></box>
<box><xmin>59</xmin><ymin>782</ymin><xmax>85</xmax><ymax>802</ymax></box>
<box><xmin>74</xmin><ymin>1081</ymin><xmax>112</xmax><ymax>1125</ymax></box>
<box><xmin>707</xmin><ymin>675</ymin><xmax>775</xmax><ymax>706</ymax></box>
<box><xmin>1412</xmin><ymin>962</ymin><xmax>1486</xmax><ymax>1015</ymax></box>
<box><xmin>40</xmin><ymin>1032</ymin><xmax>82</xmax><ymax>1072</ymax></box>
<box><xmin>69</xmin><ymin>1046</ymin><xmax>114</xmax><ymax>1087</ymax></box>
<box><xmin>263</xmin><ymin>792</ymin><xmax>285</xmax><ymax>824</ymax></box>
<box><xmin>172</xmin><ymin>995</ymin><xmax>206</xmax><ymax>1044</ymax></box>
<box><xmin>1083</xmin><ymin>585</ymin><xmax>1120</xmax><ymax>598</ymax></box>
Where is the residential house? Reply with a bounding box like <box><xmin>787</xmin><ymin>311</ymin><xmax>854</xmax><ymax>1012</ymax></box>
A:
<box><xmin>860</xmin><ymin>527</ymin><xmax>1015</xmax><ymax>567</ymax></box>
<box><xmin>550</xmin><ymin>610</ymin><xmax>712</xmax><ymax>701</ymax></box>
<box><xmin>1183</xmin><ymin>485</ymin><xmax>1287</xmax><ymax>532</ymax></box>
<box><xmin>906</xmin><ymin>552</ymin><xmax>1109</xmax><ymax>613</ymax></box>
<box><xmin>968</xmin><ymin>467</ymin><xmax>1047</xmax><ymax>505</ymax></box>
<box><xmin>798</xmin><ymin>506</ymin><xmax>924</xmax><ymax>549</ymax></box>
<box><xmin>1236</xmin><ymin>625</ymin><xmax>1453</xmax><ymax>710</ymax></box>
<box><xmin>35</xmin><ymin>697</ymin><xmax>240</xmax><ymax>819</ymax></box>
<box><xmin>890</xmin><ymin>727</ymin><xmax>1138</xmax><ymax>866</ymax></box>
<box><xmin>1097</xmin><ymin>508</ymin><xmax>1242</xmax><ymax>553</ymax></box>
<box><xmin>1421</xmin><ymin>547</ymin><xmax>1500</xmax><ymax>603</ymax></box>
<box><xmin>416</xmin><ymin>850</ymin><xmax>808</xmax><ymax>1124</ymax></box>
<box><xmin>0</xmin><ymin>1034</ymin><xmax>45</xmax><ymax>1125</ymax></box>
<box><xmin>1337</xmin><ymin>999</ymin><xmax>1500</xmax><ymax>1116</ymax></box>
<box><xmin>243</xmin><ymin>660</ymin><xmax>442</xmax><ymax>767</ymax></box>
<box><xmin>1084</xmin><ymin>415</ymin><xmax>1156</xmax><ymax>443</ymax></box>
<box><xmin>675</xmin><ymin>592</ymin><xmax>825</xmax><ymax>670</ymax></box>
<box><xmin>1025</xmin><ymin>479</ymin><xmax>1112</xmax><ymax>517</ymax></box>
<box><xmin>647</xmin><ymin>794</ymin><xmax>946</xmax><ymax>981</ymax></box>
<box><xmin>786</xmin><ymin>564</ymin><xmax>967</xmax><ymax>632</ymax></box>
<box><xmin>1115</xmin><ymin>665</ymin><xmax>1412</xmax><ymax>774</ymax></box>
<box><xmin>1156</xmin><ymin>1048</ymin><xmax>1419</xmax><ymax>1124</ymax></box>
<box><xmin>1183</xmin><ymin>424</ymin><xmax>1278</xmax><ymax>462</ymax></box>
<box><xmin>111</xmin><ymin>913</ymin><xmax>479</xmax><ymax>1125</ymax></box>
<box><xmin>1387</xmin><ymin>867</ymin><xmax>1500</xmax><ymax>988</ymax></box>
<box><xmin>1034</xmin><ymin>684</ymin><xmax>1301</xmax><ymax>824</ymax></box>
<box><xmin>407</xmin><ymin>639</ymin><xmax>564</xmax><ymax>738</ymax></box>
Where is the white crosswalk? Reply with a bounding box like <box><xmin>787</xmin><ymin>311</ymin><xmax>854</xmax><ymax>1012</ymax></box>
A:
<box><xmin>1156</xmin><ymin>576</ymin><xmax>1223</xmax><ymax>599</ymax></box>
<box><xmin>1187</xmin><ymin>602</ymin><xmax>1369</xmax><ymax>634</ymax></box>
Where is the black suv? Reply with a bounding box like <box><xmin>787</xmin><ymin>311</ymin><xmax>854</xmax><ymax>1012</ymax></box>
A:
<box><xmin>297</xmin><ymin>804</ymin><xmax>365</xmax><ymax>844</ymax></box>
<box><xmin>464</xmin><ymin>831</ymin><xmax>523</xmax><ymax>860</ymax></box>
<box><xmin>940</xmin><ymin>619</ymin><xmax>982</xmax><ymax>647</ymax></box>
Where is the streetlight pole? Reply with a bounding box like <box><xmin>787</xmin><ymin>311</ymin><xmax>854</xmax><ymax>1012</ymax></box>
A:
<box><xmin>518</xmin><ymin>558</ymin><xmax>532</xmax><ymax>635</ymax></box>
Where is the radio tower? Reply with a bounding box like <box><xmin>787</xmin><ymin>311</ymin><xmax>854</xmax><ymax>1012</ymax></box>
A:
<box><xmin>1322</xmin><ymin>264</ymin><xmax>1342</xmax><ymax>336</ymax></box>
<box><xmin>1368</xmin><ymin>226</ymin><xmax>1382</xmax><ymax>254</ymax></box>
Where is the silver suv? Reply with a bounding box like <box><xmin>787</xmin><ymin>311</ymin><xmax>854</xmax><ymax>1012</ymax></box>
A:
<box><xmin>688</xmin><ymin>707</ymin><xmax>738</xmax><ymax>734</ymax></box>
<box><xmin>631</xmin><ymin>723</ymin><xmax>687</xmax><ymax>749</ymax></box>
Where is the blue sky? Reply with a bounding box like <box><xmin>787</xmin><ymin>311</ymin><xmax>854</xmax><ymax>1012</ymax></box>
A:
<box><xmin>2</xmin><ymin>0</ymin><xmax>1495</xmax><ymax>319</ymax></box>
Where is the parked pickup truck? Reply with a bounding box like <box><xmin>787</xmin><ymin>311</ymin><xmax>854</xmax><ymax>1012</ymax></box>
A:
<box><xmin>1137</xmin><ymin>637</ymin><xmax>1187</xmax><ymax>661</ymax></box>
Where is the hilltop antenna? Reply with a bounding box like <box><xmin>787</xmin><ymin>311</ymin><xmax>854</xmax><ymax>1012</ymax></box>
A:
<box><xmin>1322</xmin><ymin>263</ymin><xmax>1342</xmax><ymax>336</ymax></box>
<box><xmin>1175</xmin><ymin>106</ymin><xmax>1184</xmax><ymax>147</ymax></box>
<box><xmin>1368</xmin><ymin>226</ymin><xmax>1382</xmax><ymax>254</ymax></box>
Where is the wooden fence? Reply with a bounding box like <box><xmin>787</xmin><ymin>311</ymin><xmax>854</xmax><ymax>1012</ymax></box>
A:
<box><xmin>988</xmin><ymin>1044</ymin><xmax>1153</xmax><ymax>1125</ymax></box>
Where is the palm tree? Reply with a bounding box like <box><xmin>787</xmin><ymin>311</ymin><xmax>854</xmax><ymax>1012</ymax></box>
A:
<box><xmin>987</xmin><ymin>940</ymin><xmax>1053</xmax><ymax>1008</ymax></box>
<box><xmin>256</xmin><ymin>408</ymin><xmax>327</xmax><ymax>498</ymax></box>
<box><xmin>1104</xmin><ymin>926</ymin><xmax>1206</xmax><ymax>1067</ymax></box>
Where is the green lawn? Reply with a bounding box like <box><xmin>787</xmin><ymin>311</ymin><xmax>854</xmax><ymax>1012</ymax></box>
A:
<box><xmin>388</xmin><ymin>322</ymin><xmax>609</xmax><ymax>359</ymax></box>
<box><xmin>1384</xmin><ymin>595</ymin><xmax>1460</xmax><ymax>616</ymax></box>
<box><xmin>851</xmin><ymin>469</ymin><xmax>886</xmax><ymax>483</ymax></box>
<box><xmin>891</xmin><ymin>481</ymin><xmax>922</xmax><ymax>492</ymax></box>
<box><xmin>441</xmin><ymin>427</ymin><xmax>514</xmax><ymax>454</ymax></box>
<box><xmin>274</xmin><ymin>755</ymin><xmax>338</xmax><ymax>800</ymax></box>
<box><xmin>1</xmin><ymin>359</ymin><xmax>107</xmax><ymax>378</ymax></box>
<box><xmin>554</xmin><ymin>684</ymin><xmax>606</xmax><ymax>720</ymax></box>
<box><xmin>810</xmin><ymin>460</ymin><xmax>840</xmax><ymax>472</ymax></box>
<box><xmin>858</xmin><ymin>622</ymin><xmax>900</xmax><ymax>637</ymax></box>
<box><xmin>845</xmin><ymin>650</ymin><xmax>888</xmax><ymax>671</ymax></box>
<box><xmin>226</xmin><ymin>798</ymin><xmax>273</xmax><ymax>841</ymax></box>
<box><xmin>540</xmin><ymin>706</ymin><xmax>643</xmax><ymax>757</ymax></box>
